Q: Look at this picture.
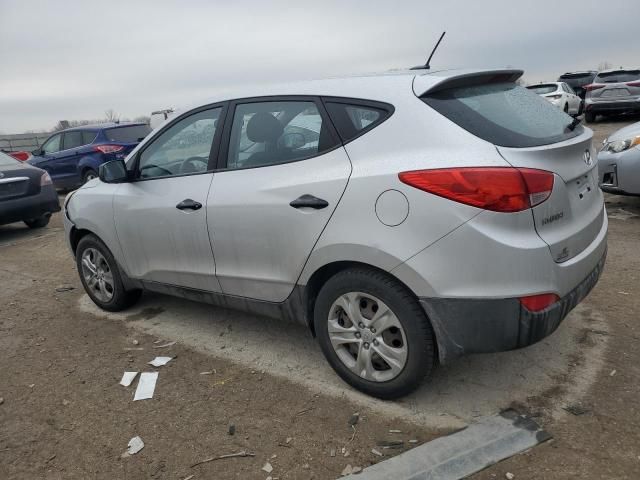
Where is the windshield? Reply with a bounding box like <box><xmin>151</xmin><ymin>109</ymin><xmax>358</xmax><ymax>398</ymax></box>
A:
<box><xmin>422</xmin><ymin>82</ymin><xmax>582</xmax><ymax>148</ymax></box>
<box><xmin>527</xmin><ymin>84</ymin><xmax>559</xmax><ymax>95</ymax></box>
<box><xmin>0</xmin><ymin>151</ymin><xmax>20</xmax><ymax>166</ymax></box>
<box><xmin>104</xmin><ymin>125</ymin><xmax>151</xmax><ymax>143</ymax></box>
<box><xmin>595</xmin><ymin>70</ymin><xmax>640</xmax><ymax>83</ymax></box>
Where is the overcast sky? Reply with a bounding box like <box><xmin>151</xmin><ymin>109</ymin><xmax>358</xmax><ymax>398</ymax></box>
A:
<box><xmin>0</xmin><ymin>0</ymin><xmax>638</xmax><ymax>133</ymax></box>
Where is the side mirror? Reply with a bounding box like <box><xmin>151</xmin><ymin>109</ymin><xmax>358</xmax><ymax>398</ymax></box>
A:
<box><xmin>99</xmin><ymin>159</ymin><xmax>129</xmax><ymax>183</ymax></box>
<box><xmin>32</xmin><ymin>149</ymin><xmax>43</xmax><ymax>156</ymax></box>
<box><xmin>282</xmin><ymin>132</ymin><xmax>306</xmax><ymax>150</ymax></box>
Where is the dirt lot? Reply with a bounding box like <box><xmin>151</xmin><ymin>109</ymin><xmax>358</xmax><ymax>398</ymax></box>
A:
<box><xmin>1</xmin><ymin>117</ymin><xmax>640</xmax><ymax>479</ymax></box>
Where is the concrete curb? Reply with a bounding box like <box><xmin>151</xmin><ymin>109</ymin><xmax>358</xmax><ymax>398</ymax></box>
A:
<box><xmin>348</xmin><ymin>410</ymin><xmax>551</xmax><ymax>479</ymax></box>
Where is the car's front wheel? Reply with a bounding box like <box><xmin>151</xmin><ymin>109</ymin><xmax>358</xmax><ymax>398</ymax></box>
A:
<box><xmin>76</xmin><ymin>234</ymin><xmax>141</xmax><ymax>311</ymax></box>
<box><xmin>314</xmin><ymin>268</ymin><xmax>435</xmax><ymax>399</ymax></box>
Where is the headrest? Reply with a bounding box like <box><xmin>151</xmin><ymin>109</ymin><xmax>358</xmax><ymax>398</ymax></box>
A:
<box><xmin>246</xmin><ymin>112</ymin><xmax>284</xmax><ymax>143</ymax></box>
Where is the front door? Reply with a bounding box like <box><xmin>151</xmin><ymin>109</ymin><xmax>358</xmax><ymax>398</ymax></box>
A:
<box><xmin>113</xmin><ymin>105</ymin><xmax>226</xmax><ymax>292</ymax></box>
<box><xmin>207</xmin><ymin>98</ymin><xmax>351</xmax><ymax>302</ymax></box>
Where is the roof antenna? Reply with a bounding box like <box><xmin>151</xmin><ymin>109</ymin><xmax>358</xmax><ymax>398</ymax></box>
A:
<box><xmin>411</xmin><ymin>31</ymin><xmax>446</xmax><ymax>70</ymax></box>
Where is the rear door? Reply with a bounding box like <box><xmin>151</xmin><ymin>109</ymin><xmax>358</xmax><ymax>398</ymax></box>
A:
<box><xmin>59</xmin><ymin>130</ymin><xmax>85</xmax><ymax>183</ymax></box>
<box><xmin>589</xmin><ymin>69</ymin><xmax>640</xmax><ymax>103</ymax></box>
<box><xmin>207</xmin><ymin>97</ymin><xmax>350</xmax><ymax>302</ymax></box>
<box><xmin>420</xmin><ymin>77</ymin><xmax>604</xmax><ymax>263</ymax></box>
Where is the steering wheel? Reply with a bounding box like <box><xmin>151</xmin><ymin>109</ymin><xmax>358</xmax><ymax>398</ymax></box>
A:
<box><xmin>180</xmin><ymin>156</ymin><xmax>208</xmax><ymax>174</ymax></box>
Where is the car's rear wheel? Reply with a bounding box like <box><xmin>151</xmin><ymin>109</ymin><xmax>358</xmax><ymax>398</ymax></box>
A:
<box><xmin>83</xmin><ymin>169</ymin><xmax>98</xmax><ymax>183</ymax></box>
<box><xmin>76</xmin><ymin>234</ymin><xmax>141</xmax><ymax>311</ymax></box>
<box><xmin>585</xmin><ymin>111</ymin><xmax>597</xmax><ymax>123</ymax></box>
<box><xmin>313</xmin><ymin>268</ymin><xmax>435</xmax><ymax>399</ymax></box>
<box><xmin>24</xmin><ymin>214</ymin><xmax>50</xmax><ymax>229</ymax></box>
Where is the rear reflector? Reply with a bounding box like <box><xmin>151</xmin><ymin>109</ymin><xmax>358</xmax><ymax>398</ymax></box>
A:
<box><xmin>398</xmin><ymin>167</ymin><xmax>554</xmax><ymax>213</ymax></box>
<box><xmin>583</xmin><ymin>83</ymin><xmax>606</xmax><ymax>92</ymax></box>
<box><xmin>94</xmin><ymin>144</ymin><xmax>124</xmax><ymax>154</ymax></box>
<box><xmin>519</xmin><ymin>293</ymin><xmax>560</xmax><ymax>312</ymax></box>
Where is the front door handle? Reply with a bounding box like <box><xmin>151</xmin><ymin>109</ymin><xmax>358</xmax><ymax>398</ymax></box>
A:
<box><xmin>289</xmin><ymin>194</ymin><xmax>329</xmax><ymax>210</ymax></box>
<box><xmin>176</xmin><ymin>198</ymin><xmax>202</xmax><ymax>211</ymax></box>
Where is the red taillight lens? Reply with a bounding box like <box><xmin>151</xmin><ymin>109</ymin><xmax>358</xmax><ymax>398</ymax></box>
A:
<box><xmin>626</xmin><ymin>81</ymin><xmax>640</xmax><ymax>87</ymax></box>
<box><xmin>398</xmin><ymin>167</ymin><xmax>554</xmax><ymax>213</ymax></box>
<box><xmin>94</xmin><ymin>144</ymin><xmax>124</xmax><ymax>154</ymax></box>
<box><xmin>583</xmin><ymin>83</ymin><xmax>605</xmax><ymax>92</ymax></box>
<box><xmin>519</xmin><ymin>293</ymin><xmax>560</xmax><ymax>312</ymax></box>
<box><xmin>9</xmin><ymin>151</ymin><xmax>30</xmax><ymax>161</ymax></box>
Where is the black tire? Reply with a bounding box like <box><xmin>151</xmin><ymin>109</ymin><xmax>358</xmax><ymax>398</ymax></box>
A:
<box><xmin>82</xmin><ymin>169</ymin><xmax>98</xmax><ymax>183</ymax></box>
<box><xmin>76</xmin><ymin>234</ymin><xmax>141</xmax><ymax>311</ymax></box>
<box><xmin>585</xmin><ymin>111</ymin><xmax>597</xmax><ymax>123</ymax></box>
<box><xmin>24</xmin><ymin>215</ymin><xmax>50</xmax><ymax>229</ymax></box>
<box><xmin>313</xmin><ymin>267</ymin><xmax>435</xmax><ymax>399</ymax></box>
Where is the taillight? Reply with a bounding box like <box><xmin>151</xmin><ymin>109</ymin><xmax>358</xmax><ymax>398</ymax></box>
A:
<box><xmin>583</xmin><ymin>83</ymin><xmax>605</xmax><ymax>92</ymax></box>
<box><xmin>626</xmin><ymin>81</ymin><xmax>640</xmax><ymax>87</ymax></box>
<box><xmin>519</xmin><ymin>293</ymin><xmax>560</xmax><ymax>312</ymax></box>
<box><xmin>9</xmin><ymin>151</ymin><xmax>30</xmax><ymax>161</ymax></box>
<box><xmin>398</xmin><ymin>167</ymin><xmax>554</xmax><ymax>213</ymax></box>
<box><xmin>40</xmin><ymin>172</ymin><xmax>53</xmax><ymax>186</ymax></box>
<box><xmin>94</xmin><ymin>144</ymin><xmax>124</xmax><ymax>154</ymax></box>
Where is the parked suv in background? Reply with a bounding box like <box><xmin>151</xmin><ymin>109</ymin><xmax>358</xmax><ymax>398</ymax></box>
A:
<box><xmin>558</xmin><ymin>71</ymin><xmax>597</xmax><ymax>99</ymax></box>
<box><xmin>28</xmin><ymin>123</ymin><xmax>151</xmax><ymax>189</ymax></box>
<box><xmin>584</xmin><ymin>68</ymin><xmax>640</xmax><ymax>123</ymax></box>
<box><xmin>64</xmin><ymin>69</ymin><xmax>607</xmax><ymax>398</ymax></box>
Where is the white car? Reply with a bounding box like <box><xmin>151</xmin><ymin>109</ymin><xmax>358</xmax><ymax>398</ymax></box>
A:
<box><xmin>527</xmin><ymin>82</ymin><xmax>583</xmax><ymax>116</ymax></box>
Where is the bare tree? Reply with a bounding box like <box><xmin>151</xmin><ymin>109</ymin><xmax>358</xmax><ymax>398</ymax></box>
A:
<box><xmin>597</xmin><ymin>61</ymin><xmax>614</xmax><ymax>71</ymax></box>
<box><xmin>104</xmin><ymin>109</ymin><xmax>120</xmax><ymax>123</ymax></box>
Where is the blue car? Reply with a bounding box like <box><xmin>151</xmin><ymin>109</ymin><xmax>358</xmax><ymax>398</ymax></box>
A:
<box><xmin>28</xmin><ymin>123</ymin><xmax>151</xmax><ymax>189</ymax></box>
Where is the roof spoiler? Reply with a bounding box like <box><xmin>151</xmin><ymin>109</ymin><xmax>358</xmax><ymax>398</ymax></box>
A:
<box><xmin>414</xmin><ymin>69</ymin><xmax>524</xmax><ymax>97</ymax></box>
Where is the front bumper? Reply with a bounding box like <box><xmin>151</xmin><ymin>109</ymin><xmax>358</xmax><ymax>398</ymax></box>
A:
<box><xmin>420</xmin><ymin>249</ymin><xmax>607</xmax><ymax>364</ymax></box>
<box><xmin>0</xmin><ymin>185</ymin><xmax>61</xmax><ymax>226</ymax></box>
<box><xmin>598</xmin><ymin>147</ymin><xmax>640</xmax><ymax>195</ymax></box>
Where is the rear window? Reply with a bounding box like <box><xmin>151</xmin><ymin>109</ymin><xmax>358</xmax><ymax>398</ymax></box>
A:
<box><xmin>559</xmin><ymin>72</ymin><xmax>596</xmax><ymax>87</ymax></box>
<box><xmin>526</xmin><ymin>84</ymin><xmax>559</xmax><ymax>95</ymax></box>
<box><xmin>324</xmin><ymin>101</ymin><xmax>392</xmax><ymax>143</ymax></box>
<box><xmin>595</xmin><ymin>70</ymin><xmax>640</xmax><ymax>83</ymax></box>
<box><xmin>422</xmin><ymin>82</ymin><xmax>583</xmax><ymax>148</ymax></box>
<box><xmin>104</xmin><ymin>125</ymin><xmax>151</xmax><ymax>143</ymax></box>
<box><xmin>0</xmin><ymin>151</ymin><xmax>19</xmax><ymax>166</ymax></box>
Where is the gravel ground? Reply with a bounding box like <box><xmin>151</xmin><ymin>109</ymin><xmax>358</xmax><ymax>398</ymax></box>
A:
<box><xmin>1</xmin><ymin>116</ymin><xmax>639</xmax><ymax>479</ymax></box>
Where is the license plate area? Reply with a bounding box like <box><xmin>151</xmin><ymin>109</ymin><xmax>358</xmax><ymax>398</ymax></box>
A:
<box><xmin>0</xmin><ymin>178</ymin><xmax>29</xmax><ymax>199</ymax></box>
<box><xmin>602</xmin><ymin>88</ymin><xmax>630</xmax><ymax>98</ymax></box>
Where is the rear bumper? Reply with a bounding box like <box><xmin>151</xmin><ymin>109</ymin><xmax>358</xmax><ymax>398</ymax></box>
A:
<box><xmin>420</xmin><ymin>249</ymin><xmax>606</xmax><ymax>364</ymax></box>
<box><xmin>586</xmin><ymin>100</ymin><xmax>640</xmax><ymax>114</ymax></box>
<box><xmin>0</xmin><ymin>185</ymin><xmax>61</xmax><ymax>226</ymax></box>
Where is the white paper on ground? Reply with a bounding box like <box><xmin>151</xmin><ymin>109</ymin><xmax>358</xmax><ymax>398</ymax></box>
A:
<box><xmin>148</xmin><ymin>356</ymin><xmax>173</xmax><ymax>367</ymax></box>
<box><xmin>133</xmin><ymin>372</ymin><xmax>158</xmax><ymax>401</ymax></box>
<box><xmin>127</xmin><ymin>436</ymin><xmax>145</xmax><ymax>455</ymax></box>
<box><xmin>119</xmin><ymin>372</ymin><xmax>138</xmax><ymax>387</ymax></box>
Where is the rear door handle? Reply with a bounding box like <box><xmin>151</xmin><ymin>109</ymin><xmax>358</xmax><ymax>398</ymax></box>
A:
<box><xmin>289</xmin><ymin>194</ymin><xmax>329</xmax><ymax>210</ymax></box>
<box><xmin>176</xmin><ymin>198</ymin><xmax>202</xmax><ymax>211</ymax></box>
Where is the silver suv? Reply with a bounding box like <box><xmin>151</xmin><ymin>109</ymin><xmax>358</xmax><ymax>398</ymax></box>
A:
<box><xmin>584</xmin><ymin>68</ymin><xmax>640</xmax><ymax>123</ymax></box>
<box><xmin>64</xmin><ymin>69</ymin><xmax>607</xmax><ymax>398</ymax></box>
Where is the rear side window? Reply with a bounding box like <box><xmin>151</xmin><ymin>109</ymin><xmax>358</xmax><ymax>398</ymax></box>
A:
<box><xmin>422</xmin><ymin>82</ymin><xmax>582</xmax><ymax>148</ymax></box>
<box><xmin>324</xmin><ymin>100</ymin><xmax>392</xmax><ymax>143</ymax></box>
<box><xmin>595</xmin><ymin>70</ymin><xmax>640</xmax><ymax>83</ymax></box>
<box><xmin>82</xmin><ymin>131</ymin><xmax>97</xmax><ymax>144</ymax></box>
<box><xmin>63</xmin><ymin>131</ymin><xmax>83</xmax><ymax>149</ymax></box>
<box><xmin>104</xmin><ymin>125</ymin><xmax>151</xmax><ymax>143</ymax></box>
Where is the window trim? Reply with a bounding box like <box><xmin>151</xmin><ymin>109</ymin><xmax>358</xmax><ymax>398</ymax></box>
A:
<box><xmin>129</xmin><ymin>102</ymin><xmax>229</xmax><ymax>182</ymax></box>
<box><xmin>215</xmin><ymin>95</ymin><xmax>342</xmax><ymax>172</ymax></box>
<box><xmin>321</xmin><ymin>97</ymin><xmax>395</xmax><ymax>145</ymax></box>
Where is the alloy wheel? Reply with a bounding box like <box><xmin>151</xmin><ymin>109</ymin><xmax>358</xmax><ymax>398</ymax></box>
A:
<box><xmin>327</xmin><ymin>292</ymin><xmax>408</xmax><ymax>382</ymax></box>
<box><xmin>81</xmin><ymin>247</ymin><xmax>114</xmax><ymax>302</ymax></box>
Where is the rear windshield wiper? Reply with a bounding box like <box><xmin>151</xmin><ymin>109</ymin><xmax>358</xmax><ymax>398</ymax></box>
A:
<box><xmin>566</xmin><ymin>116</ymin><xmax>582</xmax><ymax>131</ymax></box>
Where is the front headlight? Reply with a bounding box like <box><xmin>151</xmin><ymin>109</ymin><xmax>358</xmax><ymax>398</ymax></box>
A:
<box><xmin>603</xmin><ymin>136</ymin><xmax>640</xmax><ymax>153</ymax></box>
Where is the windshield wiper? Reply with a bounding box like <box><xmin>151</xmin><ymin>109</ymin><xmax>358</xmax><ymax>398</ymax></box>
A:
<box><xmin>566</xmin><ymin>116</ymin><xmax>582</xmax><ymax>131</ymax></box>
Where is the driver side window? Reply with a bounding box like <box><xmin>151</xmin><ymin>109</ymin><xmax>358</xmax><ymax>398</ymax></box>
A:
<box><xmin>138</xmin><ymin>107</ymin><xmax>221</xmax><ymax>179</ymax></box>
